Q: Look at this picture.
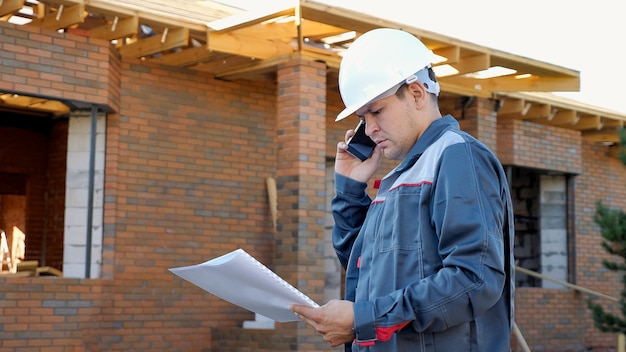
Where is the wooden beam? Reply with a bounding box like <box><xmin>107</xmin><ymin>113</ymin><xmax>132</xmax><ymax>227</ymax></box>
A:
<box><xmin>214</xmin><ymin>54</ymin><xmax>293</xmax><ymax>81</ymax></box>
<box><xmin>118</xmin><ymin>27</ymin><xmax>189</xmax><ymax>58</ymax></box>
<box><xmin>0</xmin><ymin>0</ymin><xmax>24</xmax><ymax>17</ymax></box>
<box><xmin>90</xmin><ymin>16</ymin><xmax>138</xmax><ymax>41</ymax></box>
<box><xmin>494</xmin><ymin>75</ymin><xmax>580</xmax><ymax>92</ymax></box>
<box><xmin>438</xmin><ymin>80</ymin><xmax>492</xmax><ymax>98</ymax></box>
<box><xmin>572</xmin><ymin>115</ymin><xmax>603</xmax><ymax>130</ymax></box>
<box><xmin>583</xmin><ymin>127</ymin><xmax>622</xmax><ymax>143</ymax></box>
<box><xmin>192</xmin><ymin>55</ymin><xmax>259</xmax><ymax>75</ymax></box>
<box><xmin>451</xmin><ymin>53</ymin><xmax>490</xmax><ymax>75</ymax></box>
<box><xmin>301</xmin><ymin>21</ymin><xmax>355</xmax><ymax>41</ymax></box>
<box><xmin>523</xmin><ymin>104</ymin><xmax>551</xmax><ymax>120</ymax></box>
<box><xmin>207</xmin><ymin>6</ymin><xmax>295</xmax><ymax>32</ymax></box>
<box><xmin>150</xmin><ymin>46</ymin><xmax>220</xmax><ymax>67</ymax></box>
<box><xmin>300</xmin><ymin>1</ymin><xmax>384</xmax><ymax>35</ymax></box>
<box><xmin>582</xmin><ymin>123</ymin><xmax>623</xmax><ymax>143</ymax></box>
<box><xmin>42</xmin><ymin>0</ymin><xmax>210</xmax><ymax>33</ymax></box>
<box><xmin>230</xmin><ymin>21</ymin><xmax>296</xmax><ymax>40</ymax></box>
<box><xmin>441</xmin><ymin>75</ymin><xmax>580</xmax><ymax>94</ymax></box>
<box><xmin>602</xmin><ymin>119</ymin><xmax>625</xmax><ymax>128</ymax></box>
<box><xmin>28</xmin><ymin>3</ymin><xmax>85</xmax><ymax>30</ymax></box>
<box><xmin>231</xmin><ymin>18</ymin><xmax>345</xmax><ymax>43</ymax></box>
<box><xmin>432</xmin><ymin>45</ymin><xmax>460</xmax><ymax>64</ymax></box>
<box><xmin>497</xmin><ymin>98</ymin><xmax>525</xmax><ymax>115</ymax></box>
<box><xmin>27</xmin><ymin>100</ymin><xmax>70</xmax><ymax>115</ymax></box>
<box><xmin>206</xmin><ymin>31</ymin><xmax>295</xmax><ymax>59</ymax></box>
<box><xmin>546</xmin><ymin>109</ymin><xmax>579</xmax><ymax>126</ymax></box>
<box><xmin>301</xmin><ymin>47</ymin><xmax>342</xmax><ymax>69</ymax></box>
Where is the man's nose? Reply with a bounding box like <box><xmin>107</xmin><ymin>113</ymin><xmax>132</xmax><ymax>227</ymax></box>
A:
<box><xmin>364</xmin><ymin>117</ymin><xmax>378</xmax><ymax>136</ymax></box>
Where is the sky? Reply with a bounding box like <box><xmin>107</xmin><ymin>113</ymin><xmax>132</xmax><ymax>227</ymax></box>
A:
<box><xmin>314</xmin><ymin>0</ymin><xmax>626</xmax><ymax>114</ymax></box>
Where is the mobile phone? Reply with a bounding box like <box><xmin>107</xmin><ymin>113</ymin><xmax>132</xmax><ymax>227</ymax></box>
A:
<box><xmin>346</xmin><ymin>120</ymin><xmax>376</xmax><ymax>161</ymax></box>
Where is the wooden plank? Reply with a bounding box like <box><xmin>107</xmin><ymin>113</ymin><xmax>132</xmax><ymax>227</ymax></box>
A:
<box><xmin>301</xmin><ymin>21</ymin><xmax>354</xmax><ymax>42</ymax></box>
<box><xmin>0</xmin><ymin>0</ymin><xmax>25</xmax><ymax>17</ymax></box>
<box><xmin>441</xmin><ymin>75</ymin><xmax>580</xmax><ymax>93</ymax></box>
<box><xmin>28</xmin><ymin>3</ymin><xmax>85</xmax><ymax>30</ymax></box>
<box><xmin>230</xmin><ymin>18</ymin><xmax>347</xmax><ymax>43</ymax></box>
<box><xmin>213</xmin><ymin>53</ymin><xmax>296</xmax><ymax>81</ymax></box>
<box><xmin>516</xmin><ymin>265</ymin><xmax>618</xmax><ymax>301</ymax></box>
<box><xmin>118</xmin><ymin>27</ymin><xmax>188</xmax><ymax>58</ymax></box>
<box><xmin>582</xmin><ymin>128</ymin><xmax>622</xmax><ymax>143</ymax></box>
<box><xmin>438</xmin><ymin>80</ymin><xmax>492</xmax><ymax>98</ymax></box>
<box><xmin>43</xmin><ymin>0</ymin><xmax>218</xmax><ymax>30</ymax></box>
<box><xmin>16</xmin><ymin>260</ymin><xmax>38</xmax><ymax>272</ymax></box>
<box><xmin>37</xmin><ymin>266</ymin><xmax>63</xmax><ymax>276</ymax></box>
<box><xmin>90</xmin><ymin>15</ymin><xmax>138</xmax><ymax>41</ymax></box>
<box><xmin>229</xmin><ymin>21</ymin><xmax>296</xmax><ymax>40</ymax></box>
<box><xmin>433</xmin><ymin>45</ymin><xmax>460</xmax><ymax>64</ymax></box>
<box><xmin>546</xmin><ymin>109</ymin><xmax>579</xmax><ymax>125</ymax></box>
<box><xmin>207</xmin><ymin>6</ymin><xmax>295</xmax><ymax>32</ymax></box>
<box><xmin>206</xmin><ymin>31</ymin><xmax>295</xmax><ymax>59</ymax></box>
<box><xmin>150</xmin><ymin>46</ymin><xmax>219</xmax><ymax>67</ymax></box>
<box><xmin>192</xmin><ymin>54</ymin><xmax>257</xmax><ymax>74</ymax></box>
<box><xmin>32</xmin><ymin>100</ymin><xmax>71</xmax><ymax>115</ymax></box>
<box><xmin>497</xmin><ymin>98</ymin><xmax>525</xmax><ymax>116</ymax></box>
<box><xmin>301</xmin><ymin>47</ymin><xmax>341</xmax><ymax>69</ymax></box>
<box><xmin>523</xmin><ymin>104</ymin><xmax>551</xmax><ymax>120</ymax></box>
<box><xmin>450</xmin><ymin>53</ymin><xmax>490</xmax><ymax>75</ymax></box>
<box><xmin>602</xmin><ymin>119</ymin><xmax>625</xmax><ymax>128</ymax></box>
<box><xmin>0</xmin><ymin>271</ymin><xmax>34</xmax><ymax>277</ymax></box>
<box><xmin>572</xmin><ymin>115</ymin><xmax>602</xmax><ymax>130</ymax></box>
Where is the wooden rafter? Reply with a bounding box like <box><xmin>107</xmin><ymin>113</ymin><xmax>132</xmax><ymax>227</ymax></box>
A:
<box><xmin>573</xmin><ymin>115</ymin><xmax>603</xmax><ymax>131</ymax></box>
<box><xmin>0</xmin><ymin>0</ymin><xmax>25</xmax><ymax>17</ymax></box>
<box><xmin>496</xmin><ymin>92</ymin><xmax>626</xmax><ymax>145</ymax></box>
<box><xmin>90</xmin><ymin>15</ymin><xmax>138</xmax><ymax>41</ymax></box>
<box><xmin>28</xmin><ymin>3</ymin><xmax>85</xmax><ymax>30</ymax></box>
<box><xmin>150</xmin><ymin>46</ymin><xmax>219</xmax><ymax>67</ymax></box>
<box><xmin>544</xmin><ymin>109</ymin><xmax>579</xmax><ymax>126</ymax></box>
<box><xmin>206</xmin><ymin>31</ymin><xmax>295</xmax><ymax>60</ymax></box>
<box><xmin>118</xmin><ymin>27</ymin><xmax>189</xmax><ymax>58</ymax></box>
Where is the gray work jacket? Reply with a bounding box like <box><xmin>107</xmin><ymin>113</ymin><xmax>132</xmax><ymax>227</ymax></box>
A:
<box><xmin>332</xmin><ymin>115</ymin><xmax>515</xmax><ymax>351</ymax></box>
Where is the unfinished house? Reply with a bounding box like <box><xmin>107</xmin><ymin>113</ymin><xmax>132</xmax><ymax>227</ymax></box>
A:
<box><xmin>1</xmin><ymin>1</ymin><xmax>625</xmax><ymax>351</ymax></box>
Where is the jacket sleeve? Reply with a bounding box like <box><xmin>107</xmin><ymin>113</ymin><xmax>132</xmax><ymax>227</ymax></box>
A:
<box><xmin>331</xmin><ymin>173</ymin><xmax>371</xmax><ymax>269</ymax></box>
<box><xmin>354</xmin><ymin>140</ymin><xmax>508</xmax><ymax>340</ymax></box>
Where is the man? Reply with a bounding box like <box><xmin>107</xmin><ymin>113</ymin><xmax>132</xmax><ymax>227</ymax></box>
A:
<box><xmin>292</xmin><ymin>28</ymin><xmax>515</xmax><ymax>351</ymax></box>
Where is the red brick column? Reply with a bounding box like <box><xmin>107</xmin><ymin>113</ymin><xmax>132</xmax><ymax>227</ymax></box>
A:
<box><xmin>275</xmin><ymin>57</ymin><xmax>327</xmax><ymax>350</ymax></box>
<box><xmin>457</xmin><ymin>97</ymin><xmax>499</xmax><ymax>153</ymax></box>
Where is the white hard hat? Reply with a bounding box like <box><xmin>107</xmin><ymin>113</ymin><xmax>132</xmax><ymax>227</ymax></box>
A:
<box><xmin>336</xmin><ymin>28</ymin><xmax>439</xmax><ymax>121</ymax></box>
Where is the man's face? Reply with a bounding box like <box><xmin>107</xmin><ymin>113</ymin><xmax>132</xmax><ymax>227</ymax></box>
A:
<box><xmin>355</xmin><ymin>86</ymin><xmax>424</xmax><ymax>161</ymax></box>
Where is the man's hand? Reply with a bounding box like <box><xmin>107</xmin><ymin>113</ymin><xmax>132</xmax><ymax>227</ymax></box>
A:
<box><xmin>292</xmin><ymin>299</ymin><xmax>355</xmax><ymax>347</ymax></box>
<box><xmin>336</xmin><ymin>128</ymin><xmax>382</xmax><ymax>183</ymax></box>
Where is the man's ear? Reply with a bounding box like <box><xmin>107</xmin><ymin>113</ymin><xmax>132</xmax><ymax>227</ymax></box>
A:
<box><xmin>406</xmin><ymin>81</ymin><xmax>428</xmax><ymax>107</ymax></box>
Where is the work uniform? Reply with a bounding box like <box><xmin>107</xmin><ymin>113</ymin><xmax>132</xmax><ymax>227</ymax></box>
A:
<box><xmin>332</xmin><ymin>115</ymin><xmax>515</xmax><ymax>351</ymax></box>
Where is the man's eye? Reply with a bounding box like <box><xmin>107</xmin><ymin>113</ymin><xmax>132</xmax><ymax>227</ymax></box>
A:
<box><xmin>372</xmin><ymin>109</ymin><xmax>382</xmax><ymax>115</ymax></box>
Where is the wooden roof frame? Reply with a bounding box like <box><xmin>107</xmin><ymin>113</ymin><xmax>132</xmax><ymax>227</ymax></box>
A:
<box><xmin>1</xmin><ymin>0</ymin><xmax>624</xmax><ymax>145</ymax></box>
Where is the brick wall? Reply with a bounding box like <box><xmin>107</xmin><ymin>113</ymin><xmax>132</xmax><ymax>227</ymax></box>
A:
<box><xmin>498</xmin><ymin>118</ymin><xmax>582</xmax><ymax>174</ymax></box>
<box><xmin>94</xmin><ymin>59</ymin><xmax>280</xmax><ymax>350</ymax></box>
<box><xmin>0</xmin><ymin>22</ymin><xmax>119</xmax><ymax>112</ymax></box>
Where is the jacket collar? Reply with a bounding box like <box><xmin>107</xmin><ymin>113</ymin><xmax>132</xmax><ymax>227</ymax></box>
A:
<box><xmin>395</xmin><ymin>115</ymin><xmax>459</xmax><ymax>173</ymax></box>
